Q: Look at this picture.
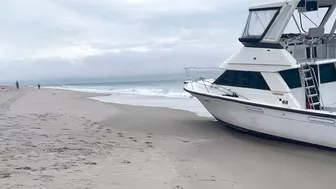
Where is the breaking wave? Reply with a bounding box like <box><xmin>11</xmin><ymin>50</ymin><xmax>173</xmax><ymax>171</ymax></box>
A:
<box><xmin>110</xmin><ymin>88</ymin><xmax>191</xmax><ymax>98</ymax></box>
<box><xmin>45</xmin><ymin>86</ymin><xmax>191</xmax><ymax>99</ymax></box>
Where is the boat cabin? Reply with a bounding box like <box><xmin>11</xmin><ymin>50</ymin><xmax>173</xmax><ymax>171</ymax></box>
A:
<box><xmin>216</xmin><ymin>0</ymin><xmax>336</xmax><ymax>112</ymax></box>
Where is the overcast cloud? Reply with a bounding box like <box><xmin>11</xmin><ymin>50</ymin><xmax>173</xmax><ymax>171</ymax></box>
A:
<box><xmin>0</xmin><ymin>0</ymin><xmax>276</xmax><ymax>83</ymax></box>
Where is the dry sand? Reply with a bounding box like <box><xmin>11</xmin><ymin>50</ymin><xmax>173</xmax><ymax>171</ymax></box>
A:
<box><xmin>0</xmin><ymin>88</ymin><xmax>336</xmax><ymax>189</ymax></box>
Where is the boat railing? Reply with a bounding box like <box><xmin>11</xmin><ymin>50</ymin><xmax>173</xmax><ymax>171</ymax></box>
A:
<box><xmin>283</xmin><ymin>34</ymin><xmax>336</xmax><ymax>62</ymax></box>
<box><xmin>184</xmin><ymin>67</ymin><xmax>249</xmax><ymax>100</ymax></box>
<box><xmin>184</xmin><ymin>67</ymin><xmax>221</xmax><ymax>80</ymax></box>
<box><xmin>184</xmin><ymin>67</ymin><xmax>220</xmax><ymax>92</ymax></box>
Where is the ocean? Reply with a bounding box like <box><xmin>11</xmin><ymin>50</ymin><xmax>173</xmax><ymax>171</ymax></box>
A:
<box><xmin>45</xmin><ymin>79</ymin><xmax>212</xmax><ymax>117</ymax></box>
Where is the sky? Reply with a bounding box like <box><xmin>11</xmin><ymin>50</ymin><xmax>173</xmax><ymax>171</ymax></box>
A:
<box><xmin>0</xmin><ymin>0</ymin><xmax>277</xmax><ymax>83</ymax></box>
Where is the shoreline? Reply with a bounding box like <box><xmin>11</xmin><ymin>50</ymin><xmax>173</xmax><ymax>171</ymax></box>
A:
<box><xmin>45</xmin><ymin>87</ymin><xmax>212</xmax><ymax>118</ymax></box>
<box><xmin>1</xmin><ymin>88</ymin><xmax>336</xmax><ymax>189</ymax></box>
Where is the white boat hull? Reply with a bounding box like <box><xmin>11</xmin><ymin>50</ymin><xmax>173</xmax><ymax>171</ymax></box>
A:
<box><xmin>188</xmin><ymin>90</ymin><xmax>336</xmax><ymax>148</ymax></box>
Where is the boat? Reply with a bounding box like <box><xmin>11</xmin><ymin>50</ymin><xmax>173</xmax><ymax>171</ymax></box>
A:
<box><xmin>184</xmin><ymin>0</ymin><xmax>336</xmax><ymax>148</ymax></box>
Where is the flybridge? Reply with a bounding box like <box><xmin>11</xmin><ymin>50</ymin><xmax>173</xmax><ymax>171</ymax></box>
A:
<box><xmin>240</xmin><ymin>0</ymin><xmax>336</xmax><ymax>62</ymax></box>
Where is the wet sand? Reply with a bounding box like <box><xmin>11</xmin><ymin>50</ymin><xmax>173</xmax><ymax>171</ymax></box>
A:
<box><xmin>0</xmin><ymin>87</ymin><xmax>336</xmax><ymax>189</ymax></box>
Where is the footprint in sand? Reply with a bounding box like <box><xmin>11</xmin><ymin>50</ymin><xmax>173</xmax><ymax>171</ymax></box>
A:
<box><xmin>15</xmin><ymin>166</ymin><xmax>36</xmax><ymax>171</ymax></box>
<box><xmin>85</xmin><ymin>161</ymin><xmax>97</xmax><ymax>165</ymax></box>
<box><xmin>0</xmin><ymin>172</ymin><xmax>11</xmax><ymax>179</ymax></box>
<box><xmin>145</xmin><ymin>141</ymin><xmax>154</xmax><ymax>148</ymax></box>
<box><xmin>128</xmin><ymin>137</ymin><xmax>137</xmax><ymax>142</ymax></box>
<box><xmin>122</xmin><ymin>160</ymin><xmax>131</xmax><ymax>164</ymax></box>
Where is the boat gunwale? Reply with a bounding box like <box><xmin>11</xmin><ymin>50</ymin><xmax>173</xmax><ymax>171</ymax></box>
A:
<box><xmin>184</xmin><ymin>87</ymin><xmax>336</xmax><ymax>119</ymax></box>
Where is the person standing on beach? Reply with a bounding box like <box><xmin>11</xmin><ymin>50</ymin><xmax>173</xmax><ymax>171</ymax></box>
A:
<box><xmin>15</xmin><ymin>81</ymin><xmax>19</xmax><ymax>90</ymax></box>
<box><xmin>37</xmin><ymin>83</ymin><xmax>41</xmax><ymax>90</ymax></box>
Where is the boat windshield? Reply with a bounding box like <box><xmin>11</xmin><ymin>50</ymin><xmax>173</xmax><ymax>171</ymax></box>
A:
<box><xmin>284</xmin><ymin>7</ymin><xmax>330</xmax><ymax>34</ymax></box>
<box><xmin>242</xmin><ymin>8</ymin><xmax>280</xmax><ymax>39</ymax></box>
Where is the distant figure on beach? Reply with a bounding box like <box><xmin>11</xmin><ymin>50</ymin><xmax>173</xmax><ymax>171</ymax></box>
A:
<box><xmin>15</xmin><ymin>81</ymin><xmax>19</xmax><ymax>90</ymax></box>
<box><xmin>37</xmin><ymin>83</ymin><xmax>41</xmax><ymax>90</ymax></box>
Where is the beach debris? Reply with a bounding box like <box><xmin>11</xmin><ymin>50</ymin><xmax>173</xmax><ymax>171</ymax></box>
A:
<box><xmin>122</xmin><ymin>160</ymin><xmax>131</xmax><ymax>164</ymax></box>
<box><xmin>175</xmin><ymin>185</ymin><xmax>183</xmax><ymax>189</ymax></box>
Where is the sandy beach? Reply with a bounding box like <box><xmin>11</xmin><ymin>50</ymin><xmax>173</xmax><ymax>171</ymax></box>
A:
<box><xmin>0</xmin><ymin>88</ymin><xmax>336</xmax><ymax>189</ymax></box>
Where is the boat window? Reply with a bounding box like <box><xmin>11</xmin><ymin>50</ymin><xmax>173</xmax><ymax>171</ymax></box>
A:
<box><xmin>320</xmin><ymin>63</ymin><xmax>336</xmax><ymax>83</ymax></box>
<box><xmin>279</xmin><ymin>69</ymin><xmax>302</xmax><ymax>89</ymax></box>
<box><xmin>214</xmin><ymin>70</ymin><xmax>270</xmax><ymax>90</ymax></box>
<box><xmin>242</xmin><ymin>8</ymin><xmax>280</xmax><ymax>40</ymax></box>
